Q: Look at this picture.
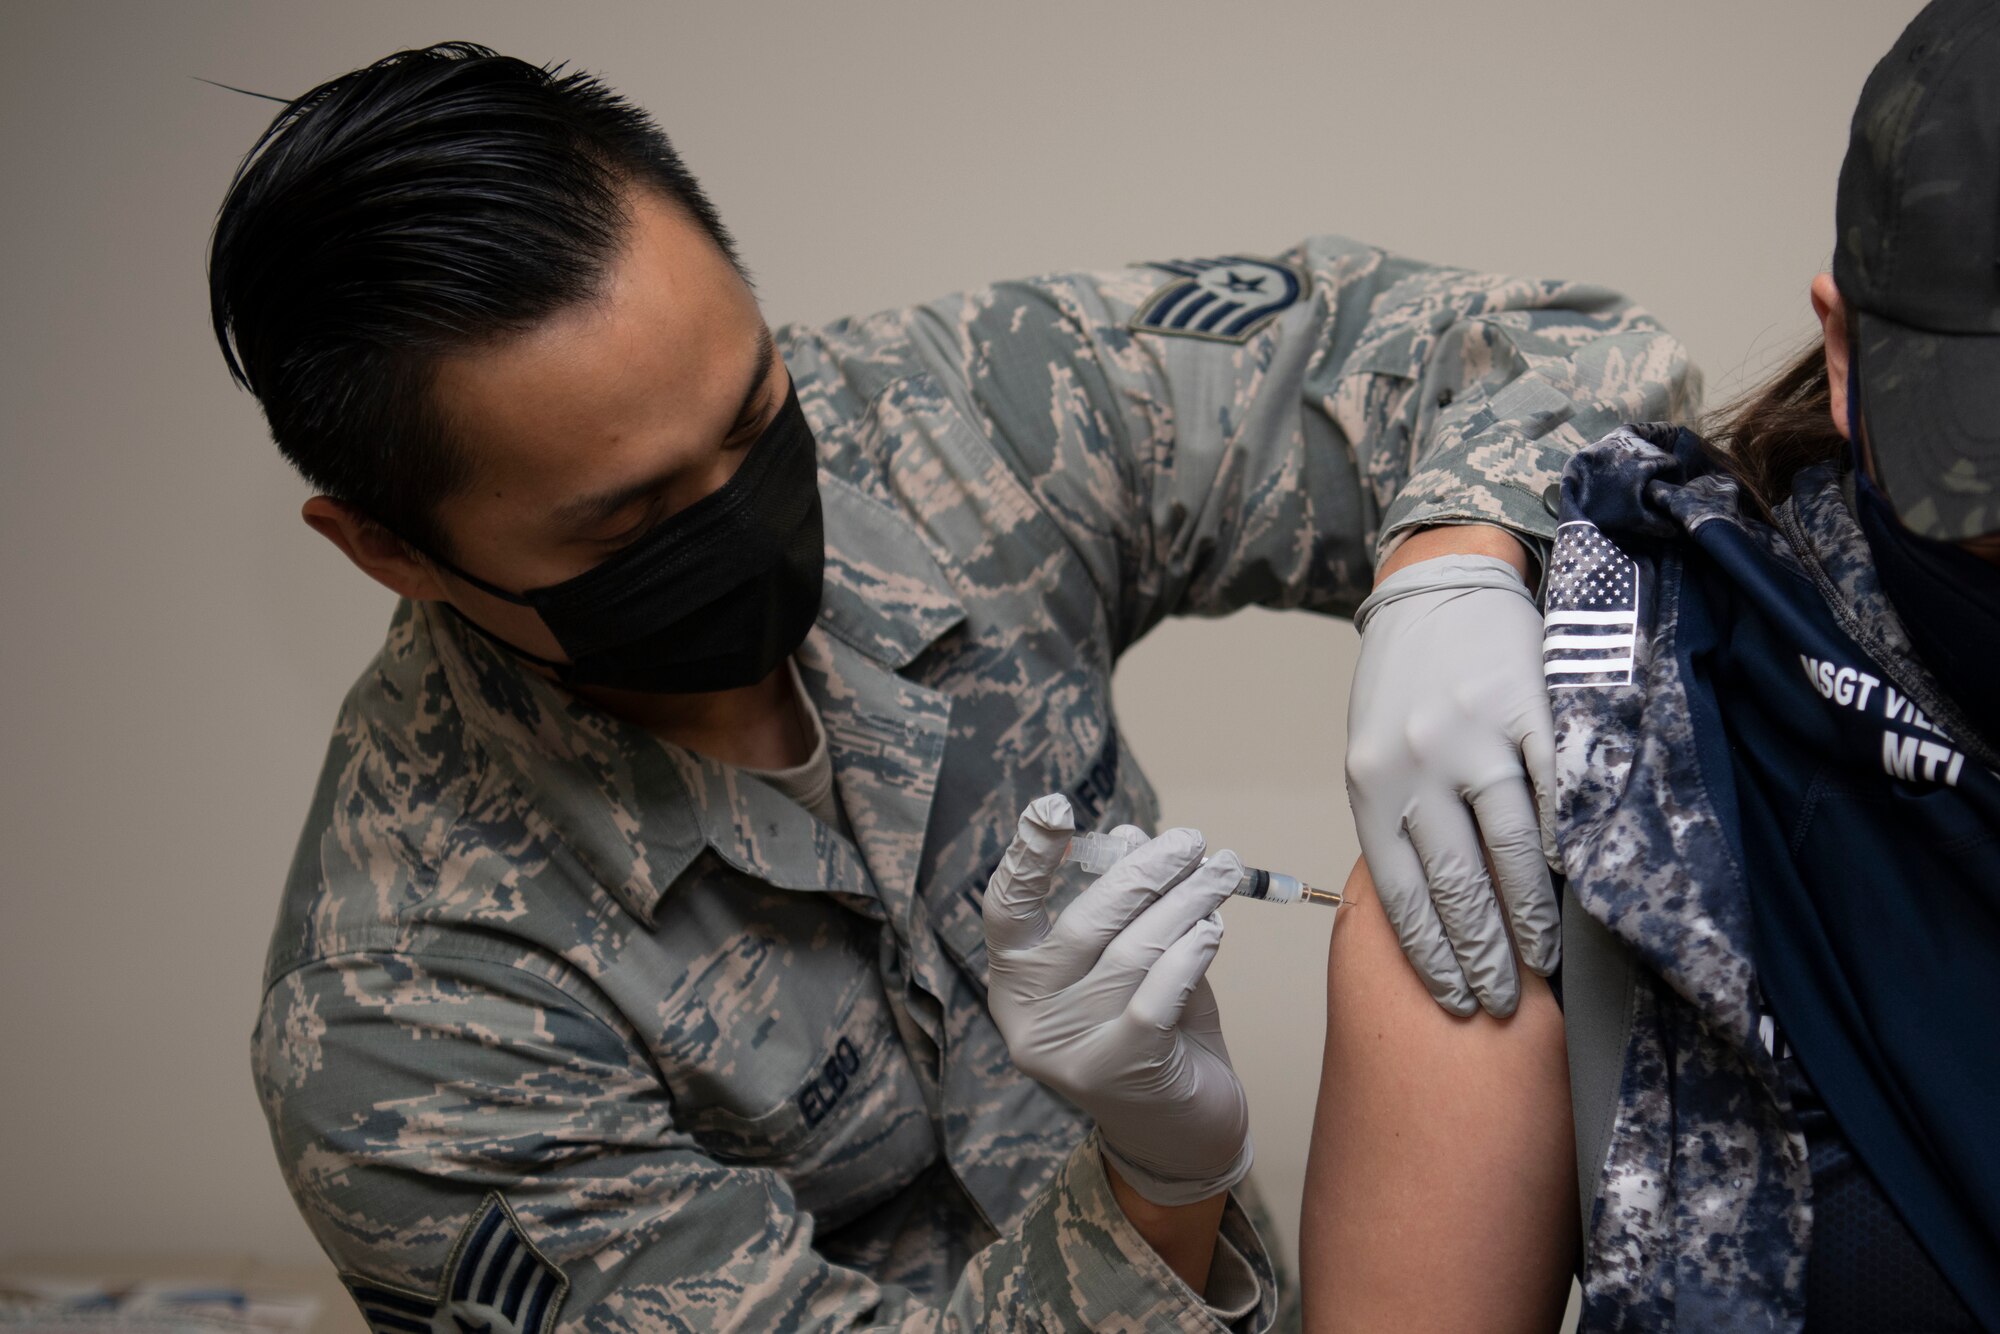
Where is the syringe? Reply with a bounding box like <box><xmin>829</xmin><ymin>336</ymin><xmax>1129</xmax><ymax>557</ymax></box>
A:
<box><xmin>1062</xmin><ymin>829</ymin><xmax>1343</xmax><ymax>908</ymax></box>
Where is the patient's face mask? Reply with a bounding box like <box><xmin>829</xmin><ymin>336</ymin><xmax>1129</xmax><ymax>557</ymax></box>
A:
<box><xmin>1849</xmin><ymin>366</ymin><xmax>2000</xmax><ymax>747</ymax></box>
<box><xmin>432</xmin><ymin>386</ymin><xmax>825</xmax><ymax>695</ymax></box>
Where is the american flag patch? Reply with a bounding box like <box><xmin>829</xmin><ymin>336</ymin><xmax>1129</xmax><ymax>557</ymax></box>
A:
<box><xmin>1544</xmin><ymin>521</ymin><xmax>1639</xmax><ymax>688</ymax></box>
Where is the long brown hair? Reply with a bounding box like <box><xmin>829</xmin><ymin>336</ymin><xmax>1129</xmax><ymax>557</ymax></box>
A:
<box><xmin>1699</xmin><ymin>339</ymin><xmax>1849</xmax><ymax>519</ymax></box>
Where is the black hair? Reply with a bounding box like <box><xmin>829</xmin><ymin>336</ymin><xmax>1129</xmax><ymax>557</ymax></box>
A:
<box><xmin>208</xmin><ymin>42</ymin><xmax>740</xmax><ymax>557</ymax></box>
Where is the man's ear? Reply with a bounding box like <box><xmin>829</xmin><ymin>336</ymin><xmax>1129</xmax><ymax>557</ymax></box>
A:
<box><xmin>301</xmin><ymin>497</ymin><xmax>449</xmax><ymax>601</ymax></box>
<box><xmin>1811</xmin><ymin>272</ymin><xmax>1853</xmax><ymax>443</ymax></box>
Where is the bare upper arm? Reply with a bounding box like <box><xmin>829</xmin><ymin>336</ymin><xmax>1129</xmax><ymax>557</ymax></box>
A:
<box><xmin>1300</xmin><ymin>858</ymin><xmax>1575</xmax><ymax>1333</ymax></box>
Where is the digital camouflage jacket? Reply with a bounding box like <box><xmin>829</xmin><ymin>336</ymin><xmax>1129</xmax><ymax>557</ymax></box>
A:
<box><xmin>1551</xmin><ymin>425</ymin><xmax>1999</xmax><ymax>1330</ymax></box>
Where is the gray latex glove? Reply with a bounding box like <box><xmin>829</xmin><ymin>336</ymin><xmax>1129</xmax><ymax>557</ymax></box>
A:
<box><xmin>1346</xmin><ymin>553</ymin><xmax>1561</xmax><ymax>1017</ymax></box>
<box><xmin>982</xmin><ymin>794</ymin><xmax>1253</xmax><ymax>1207</ymax></box>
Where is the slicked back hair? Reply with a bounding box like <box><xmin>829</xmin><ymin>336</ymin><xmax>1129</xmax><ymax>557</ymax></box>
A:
<box><xmin>208</xmin><ymin>42</ymin><xmax>741</xmax><ymax>558</ymax></box>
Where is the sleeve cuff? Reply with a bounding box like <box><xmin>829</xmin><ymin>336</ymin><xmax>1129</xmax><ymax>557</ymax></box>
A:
<box><xmin>1017</xmin><ymin>1132</ymin><xmax>1280</xmax><ymax>1332</ymax></box>
<box><xmin>1377</xmin><ymin>374</ymin><xmax>1600</xmax><ymax>563</ymax></box>
<box><xmin>1199</xmin><ymin>1231</ymin><xmax>1262</xmax><ymax>1324</ymax></box>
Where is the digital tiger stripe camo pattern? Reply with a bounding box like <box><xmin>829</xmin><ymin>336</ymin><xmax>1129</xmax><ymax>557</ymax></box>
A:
<box><xmin>255</xmin><ymin>235</ymin><xmax>1692</xmax><ymax>1330</ymax></box>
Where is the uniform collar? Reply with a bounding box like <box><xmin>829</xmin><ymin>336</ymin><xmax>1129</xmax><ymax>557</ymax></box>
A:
<box><xmin>427</xmin><ymin>473</ymin><xmax>965</xmax><ymax>924</ymax></box>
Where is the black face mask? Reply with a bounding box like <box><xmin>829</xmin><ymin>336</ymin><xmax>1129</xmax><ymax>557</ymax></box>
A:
<box><xmin>1849</xmin><ymin>365</ymin><xmax>2000</xmax><ymax>750</ymax></box>
<box><xmin>1853</xmin><ymin>461</ymin><xmax>2000</xmax><ymax>751</ymax></box>
<box><xmin>434</xmin><ymin>384</ymin><xmax>825</xmax><ymax>694</ymax></box>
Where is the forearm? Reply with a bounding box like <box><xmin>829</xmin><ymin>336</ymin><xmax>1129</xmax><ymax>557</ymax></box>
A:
<box><xmin>1106</xmin><ymin>1157</ymin><xmax>1229</xmax><ymax>1294</ymax></box>
<box><xmin>1377</xmin><ymin>521</ymin><xmax>1534</xmax><ymax>585</ymax></box>
<box><xmin>1300</xmin><ymin>858</ymin><xmax>1575</xmax><ymax>1333</ymax></box>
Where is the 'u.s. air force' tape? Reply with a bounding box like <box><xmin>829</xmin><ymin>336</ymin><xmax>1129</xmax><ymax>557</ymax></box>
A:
<box><xmin>1129</xmin><ymin>257</ymin><xmax>1306</xmax><ymax>343</ymax></box>
<box><xmin>342</xmin><ymin>1193</ymin><xmax>568</xmax><ymax>1334</ymax></box>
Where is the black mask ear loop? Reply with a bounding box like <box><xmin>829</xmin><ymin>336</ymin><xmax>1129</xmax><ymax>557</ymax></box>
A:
<box><xmin>418</xmin><ymin>549</ymin><xmax>575</xmax><ymax>676</ymax></box>
<box><xmin>1847</xmin><ymin>334</ymin><xmax>1868</xmax><ymax>478</ymax></box>
<box><xmin>1846</xmin><ymin>335</ymin><xmax>1908</xmax><ymax>521</ymax></box>
<box><xmin>426</xmin><ymin>552</ymin><xmax>535</xmax><ymax>606</ymax></box>
<box><xmin>439</xmin><ymin>602</ymin><xmax>574</xmax><ymax>675</ymax></box>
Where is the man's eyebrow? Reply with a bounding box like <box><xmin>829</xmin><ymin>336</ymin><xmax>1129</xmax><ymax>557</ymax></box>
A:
<box><xmin>733</xmin><ymin>327</ymin><xmax>779</xmax><ymax>437</ymax></box>
<box><xmin>552</xmin><ymin>330</ymin><xmax>779</xmax><ymax>531</ymax></box>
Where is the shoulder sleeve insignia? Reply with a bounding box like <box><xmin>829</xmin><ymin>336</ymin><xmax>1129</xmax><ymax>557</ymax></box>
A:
<box><xmin>1128</xmin><ymin>256</ymin><xmax>1306</xmax><ymax>343</ymax></box>
<box><xmin>341</xmin><ymin>1193</ymin><xmax>569</xmax><ymax>1334</ymax></box>
<box><xmin>1544</xmin><ymin>521</ymin><xmax>1640</xmax><ymax>688</ymax></box>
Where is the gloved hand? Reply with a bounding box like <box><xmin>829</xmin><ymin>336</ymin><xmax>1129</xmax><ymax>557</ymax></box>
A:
<box><xmin>983</xmin><ymin>794</ymin><xmax>1252</xmax><ymax>1207</ymax></box>
<box><xmin>1346</xmin><ymin>553</ymin><xmax>1561</xmax><ymax>1017</ymax></box>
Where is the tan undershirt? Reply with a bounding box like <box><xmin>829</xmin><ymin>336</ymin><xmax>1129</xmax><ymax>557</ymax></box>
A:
<box><xmin>740</xmin><ymin>659</ymin><xmax>842</xmax><ymax>829</ymax></box>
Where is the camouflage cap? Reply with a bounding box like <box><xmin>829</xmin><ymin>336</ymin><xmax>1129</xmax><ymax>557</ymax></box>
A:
<box><xmin>1836</xmin><ymin>0</ymin><xmax>2000</xmax><ymax>538</ymax></box>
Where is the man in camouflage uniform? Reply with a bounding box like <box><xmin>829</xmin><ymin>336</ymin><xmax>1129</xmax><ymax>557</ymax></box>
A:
<box><xmin>218</xmin><ymin>43</ymin><xmax>1692</xmax><ymax>1334</ymax></box>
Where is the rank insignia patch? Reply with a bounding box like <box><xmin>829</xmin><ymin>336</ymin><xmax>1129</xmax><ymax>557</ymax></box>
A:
<box><xmin>342</xmin><ymin>1193</ymin><xmax>568</xmax><ymax>1334</ymax></box>
<box><xmin>1129</xmin><ymin>256</ymin><xmax>1306</xmax><ymax>343</ymax></box>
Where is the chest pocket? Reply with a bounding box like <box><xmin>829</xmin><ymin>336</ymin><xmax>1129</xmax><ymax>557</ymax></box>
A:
<box><xmin>646</xmin><ymin>887</ymin><xmax>936</xmax><ymax>1221</ymax></box>
<box><xmin>930</xmin><ymin>720</ymin><xmax>1161</xmax><ymax>977</ymax></box>
<box><xmin>1792</xmin><ymin>769</ymin><xmax>1998</xmax><ymax>899</ymax></box>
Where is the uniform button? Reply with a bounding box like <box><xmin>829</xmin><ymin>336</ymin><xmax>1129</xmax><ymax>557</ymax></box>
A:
<box><xmin>1542</xmin><ymin>482</ymin><xmax>1563</xmax><ymax>516</ymax></box>
<box><xmin>1436</xmin><ymin>387</ymin><xmax>1454</xmax><ymax>408</ymax></box>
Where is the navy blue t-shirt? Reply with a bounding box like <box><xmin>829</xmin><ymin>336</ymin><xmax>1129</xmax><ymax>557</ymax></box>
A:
<box><xmin>1671</xmin><ymin>509</ymin><xmax>2000</xmax><ymax>1328</ymax></box>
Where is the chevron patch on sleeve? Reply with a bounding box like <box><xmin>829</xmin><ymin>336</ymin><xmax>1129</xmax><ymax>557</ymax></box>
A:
<box><xmin>1129</xmin><ymin>256</ymin><xmax>1305</xmax><ymax>342</ymax></box>
<box><xmin>342</xmin><ymin>1194</ymin><xmax>568</xmax><ymax>1334</ymax></box>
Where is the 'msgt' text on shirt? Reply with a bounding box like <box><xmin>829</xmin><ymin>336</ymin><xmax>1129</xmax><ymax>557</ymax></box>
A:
<box><xmin>1798</xmin><ymin>654</ymin><xmax>1967</xmax><ymax>787</ymax></box>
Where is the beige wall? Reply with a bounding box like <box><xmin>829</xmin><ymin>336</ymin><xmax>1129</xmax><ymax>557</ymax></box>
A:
<box><xmin>0</xmin><ymin>0</ymin><xmax>1913</xmax><ymax>1283</ymax></box>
